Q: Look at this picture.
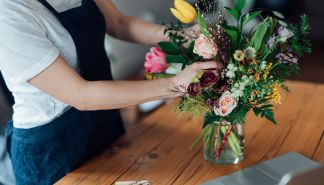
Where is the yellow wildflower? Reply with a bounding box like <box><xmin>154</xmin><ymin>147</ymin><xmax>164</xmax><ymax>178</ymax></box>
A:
<box><xmin>267</xmin><ymin>83</ymin><xmax>282</xmax><ymax>104</ymax></box>
<box><xmin>145</xmin><ymin>74</ymin><xmax>157</xmax><ymax>80</ymax></box>
<box><xmin>263</xmin><ymin>63</ymin><xmax>273</xmax><ymax>80</ymax></box>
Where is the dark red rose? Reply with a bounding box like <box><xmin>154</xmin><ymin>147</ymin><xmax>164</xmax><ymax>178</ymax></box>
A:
<box><xmin>187</xmin><ymin>83</ymin><xmax>201</xmax><ymax>96</ymax></box>
<box><xmin>200</xmin><ymin>70</ymin><xmax>220</xmax><ymax>87</ymax></box>
<box><xmin>213</xmin><ymin>80</ymin><xmax>229</xmax><ymax>94</ymax></box>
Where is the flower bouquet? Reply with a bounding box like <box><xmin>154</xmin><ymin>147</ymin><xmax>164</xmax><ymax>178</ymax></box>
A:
<box><xmin>144</xmin><ymin>0</ymin><xmax>312</xmax><ymax>164</ymax></box>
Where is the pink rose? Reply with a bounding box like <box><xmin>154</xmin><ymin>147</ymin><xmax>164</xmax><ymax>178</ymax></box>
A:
<box><xmin>214</xmin><ymin>91</ymin><xmax>238</xmax><ymax>116</ymax></box>
<box><xmin>144</xmin><ymin>47</ymin><xmax>168</xmax><ymax>73</ymax></box>
<box><xmin>193</xmin><ymin>34</ymin><xmax>218</xmax><ymax>59</ymax></box>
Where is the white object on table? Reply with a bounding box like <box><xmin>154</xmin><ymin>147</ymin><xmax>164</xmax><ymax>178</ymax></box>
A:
<box><xmin>115</xmin><ymin>180</ymin><xmax>151</xmax><ymax>185</ymax></box>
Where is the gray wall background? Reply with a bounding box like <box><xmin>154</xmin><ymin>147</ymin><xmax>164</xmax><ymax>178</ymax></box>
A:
<box><xmin>107</xmin><ymin>0</ymin><xmax>174</xmax><ymax>80</ymax></box>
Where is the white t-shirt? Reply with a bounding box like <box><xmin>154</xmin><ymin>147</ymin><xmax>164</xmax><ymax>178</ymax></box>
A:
<box><xmin>0</xmin><ymin>0</ymin><xmax>85</xmax><ymax>128</ymax></box>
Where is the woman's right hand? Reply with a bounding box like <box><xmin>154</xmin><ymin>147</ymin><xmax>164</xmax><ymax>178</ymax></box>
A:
<box><xmin>171</xmin><ymin>61</ymin><xmax>223</xmax><ymax>89</ymax></box>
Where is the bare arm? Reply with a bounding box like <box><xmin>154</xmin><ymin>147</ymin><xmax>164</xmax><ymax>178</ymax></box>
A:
<box><xmin>95</xmin><ymin>0</ymin><xmax>168</xmax><ymax>45</ymax></box>
<box><xmin>29</xmin><ymin>56</ymin><xmax>222</xmax><ymax>111</ymax></box>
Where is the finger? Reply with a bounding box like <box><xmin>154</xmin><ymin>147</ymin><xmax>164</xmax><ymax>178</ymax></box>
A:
<box><xmin>195</xmin><ymin>61</ymin><xmax>223</xmax><ymax>70</ymax></box>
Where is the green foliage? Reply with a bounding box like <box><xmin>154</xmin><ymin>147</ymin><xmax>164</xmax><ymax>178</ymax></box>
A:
<box><xmin>225</xmin><ymin>7</ymin><xmax>240</xmax><ymax>21</ymax></box>
<box><xmin>158</xmin><ymin>42</ymin><xmax>181</xmax><ymax>55</ymax></box>
<box><xmin>203</xmin><ymin>112</ymin><xmax>221</xmax><ymax>128</ymax></box>
<box><xmin>249</xmin><ymin>21</ymin><xmax>270</xmax><ymax>51</ymax></box>
<box><xmin>272</xmin><ymin>11</ymin><xmax>285</xmax><ymax>19</ymax></box>
<box><xmin>146</xmin><ymin>73</ymin><xmax>175</xmax><ymax>79</ymax></box>
<box><xmin>178</xmin><ymin>95</ymin><xmax>210</xmax><ymax>117</ymax></box>
<box><xmin>204</xmin><ymin>123</ymin><xmax>216</xmax><ymax>152</ymax></box>
<box><xmin>221</xmin><ymin>24</ymin><xmax>239</xmax><ymax>49</ymax></box>
<box><xmin>197</xmin><ymin>10</ymin><xmax>210</xmax><ymax>37</ymax></box>
<box><xmin>225</xmin><ymin>104</ymin><xmax>250</xmax><ymax>124</ymax></box>
<box><xmin>278</xmin><ymin>20</ymin><xmax>288</xmax><ymax>27</ymax></box>
<box><xmin>235</xmin><ymin>0</ymin><xmax>246</xmax><ymax>12</ymax></box>
<box><xmin>289</xmin><ymin>14</ymin><xmax>312</xmax><ymax>57</ymax></box>
<box><xmin>166</xmin><ymin>55</ymin><xmax>188</xmax><ymax>64</ymax></box>
<box><xmin>242</xmin><ymin>10</ymin><xmax>263</xmax><ymax>26</ymax></box>
<box><xmin>162</xmin><ymin>22</ymin><xmax>187</xmax><ymax>45</ymax></box>
<box><xmin>271</xmin><ymin>63</ymin><xmax>300</xmax><ymax>80</ymax></box>
<box><xmin>186</xmin><ymin>41</ymin><xmax>203</xmax><ymax>62</ymax></box>
<box><xmin>253</xmin><ymin>104</ymin><xmax>277</xmax><ymax>124</ymax></box>
<box><xmin>189</xmin><ymin>124</ymin><xmax>211</xmax><ymax>150</ymax></box>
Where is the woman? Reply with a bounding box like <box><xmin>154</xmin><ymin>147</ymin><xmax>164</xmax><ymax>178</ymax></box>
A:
<box><xmin>0</xmin><ymin>0</ymin><xmax>222</xmax><ymax>184</ymax></box>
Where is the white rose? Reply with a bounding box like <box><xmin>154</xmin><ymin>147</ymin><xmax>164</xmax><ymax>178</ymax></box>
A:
<box><xmin>193</xmin><ymin>34</ymin><xmax>218</xmax><ymax>59</ymax></box>
<box><xmin>214</xmin><ymin>91</ymin><xmax>238</xmax><ymax>116</ymax></box>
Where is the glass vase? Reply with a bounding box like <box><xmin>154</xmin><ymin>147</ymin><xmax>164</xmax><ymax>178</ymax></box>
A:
<box><xmin>203</xmin><ymin>121</ymin><xmax>245</xmax><ymax>164</ymax></box>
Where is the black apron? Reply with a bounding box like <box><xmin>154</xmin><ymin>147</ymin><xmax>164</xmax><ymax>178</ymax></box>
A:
<box><xmin>5</xmin><ymin>0</ymin><xmax>125</xmax><ymax>184</ymax></box>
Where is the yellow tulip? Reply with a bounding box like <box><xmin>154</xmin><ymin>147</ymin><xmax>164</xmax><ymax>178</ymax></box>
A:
<box><xmin>170</xmin><ymin>0</ymin><xmax>197</xmax><ymax>23</ymax></box>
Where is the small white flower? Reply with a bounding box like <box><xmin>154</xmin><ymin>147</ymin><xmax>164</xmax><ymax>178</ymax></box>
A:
<box><xmin>267</xmin><ymin>36</ymin><xmax>276</xmax><ymax>48</ymax></box>
<box><xmin>226</xmin><ymin>71</ymin><xmax>236</xmax><ymax>79</ymax></box>
<box><xmin>232</xmin><ymin>89</ymin><xmax>244</xmax><ymax>98</ymax></box>
<box><xmin>227</xmin><ymin>63</ymin><xmax>235</xmax><ymax>70</ymax></box>
<box><xmin>260</xmin><ymin>61</ymin><xmax>267</xmax><ymax>70</ymax></box>
<box><xmin>244</xmin><ymin>47</ymin><xmax>256</xmax><ymax>59</ymax></box>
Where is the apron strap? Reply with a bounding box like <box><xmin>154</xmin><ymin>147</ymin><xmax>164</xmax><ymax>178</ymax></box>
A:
<box><xmin>38</xmin><ymin>0</ymin><xmax>59</xmax><ymax>15</ymax></box>
<box><xmin>38</xmin><ymin>0</ymin><xmax>89</xmax><ymax>15</ymax></box>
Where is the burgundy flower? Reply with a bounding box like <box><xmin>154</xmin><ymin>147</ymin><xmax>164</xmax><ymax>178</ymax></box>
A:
<box><xmin>207</xmin><ymin>98</ymin><xmax>220</xmax><ymax>107</ymax></box>
<box><xmin>207</xmin><ymin>98</ymin><xmax>214</xmax><ymax>106</ymax></box>
<box><xmin>200</xmin><ymin>70</ymin><xmax>220</xmax><ymax>87</ymax></box>
<box><xmin>187</xmin><ymin>83</ymin><xmax>201</xmax><ymax>96</ymax></box>
<box><xmin>213</xmin><ymin>80</ymin><xmax>229</xmax><ymax>94</ymax></box>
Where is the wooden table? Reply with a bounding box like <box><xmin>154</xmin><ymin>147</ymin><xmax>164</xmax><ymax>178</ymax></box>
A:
<box><xmin>56</xmin><ymin>81</ymin><xmax>324</xmax><ymax>185</ymax></box>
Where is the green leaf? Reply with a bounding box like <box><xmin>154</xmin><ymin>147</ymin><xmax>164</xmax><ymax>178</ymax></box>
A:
<box><xmin>235</xmin><ymin>0</ymin><xmax>246</xmax><ymax>12</ymax></box>
<box><xmin>186</xmin><ymin>41</ymin><xmax>195</xmax><ymax>55</ymax></box>
<box><xmin>273</xmin><ymin>11</ymin><xmax>285</xmax><ymax>19</ymax></box>
<box><xmin>260</xmin><ymin>104</ymin><xmax>274</xmax><ymax>109</ymax></box>
<box><xmin>225</xmin><ymin>7</ymin><xmax>240</xmax><ymax>21</ymax></box>
<box><xmin>253</xmin><ymin>107</ymin><xmax>262</xmax><ymax>116</ymax></box>
<box><xmin>242</xmin><ymin>10</ymin><xmax>262</xmax><ymax>26</ymax></box>
<box><xmin>166</xmin><ymin>55</ymin><xmax>187</xmax><ymax>64</ymax></box>
<box><xmin>204</xmin><ymin>112</ymin><xmax>221</xmax><ymax>128</ymax></box>
<box><xmin>221</xmin><ymin>24</ymin><xmax>239</xmax><ymax>49</ymax></box>
<box><xmin>189</xmin><ymin>125</ymin><xmax>209</xmax><ymax>150</ymax></box>
<box><xmin>146</xmin><ymin>73</ymin><xmax>176</xmax><ymax>79</ymax></box>
<box><xmin>278</xmin><ymin>20</ymin><xmax>288</xmax><ymax>27</ymax></box>
<box><xmin>225</xmin><ymin>105</ymin><xmax>250</xmax><ymax>124</ymax></box>
<box><xmin>249</xmin><ymin>22</ymin><xmax>269</xmax><ymax>51</ymax></box>
<box><xmin>197</xmin><ymin>10</ymin><xmax>210</xmax><ymax>37</ymax></box>
<box><xmin>253</xmin><ymin>106</ymin><xmax>277</xmax><ymax>125</ymax></box>
<box><xmin>158</xmin><ymin>42</ymin><xmax>181</xmax><ymax>55</ymax></box>
<box><xmin>264</xmin><ymin>109</ymin><xmax>277</xmax><ymax>124</ymax></box>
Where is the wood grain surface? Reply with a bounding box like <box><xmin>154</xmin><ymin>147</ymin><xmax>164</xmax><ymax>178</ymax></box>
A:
<box><xmin>56</xmin><ymin>81</ymin><xmax>324</xmax><ymax>185</ymax></box>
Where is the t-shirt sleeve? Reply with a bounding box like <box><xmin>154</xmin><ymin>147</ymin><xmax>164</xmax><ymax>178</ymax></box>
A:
<box><xmin>0</xmin><ymin>18</ymin><xmax>60</xmax><ymax>84</ymax></box>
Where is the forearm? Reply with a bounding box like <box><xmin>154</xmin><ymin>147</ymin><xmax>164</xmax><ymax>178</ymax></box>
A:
<box><xmin>114</xmin><ymin>16</ymin><xmax>169</xmax><ymax>45</ymax></box>
<box><xmin>95</xmin><ymin>0</ymin><xmax>168</xmax><ymax>45</ymax></box>
<box><xmin>79</xmin><ymin>78</ymin><xmax>176</xmax><ymax>110</ymax></box>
